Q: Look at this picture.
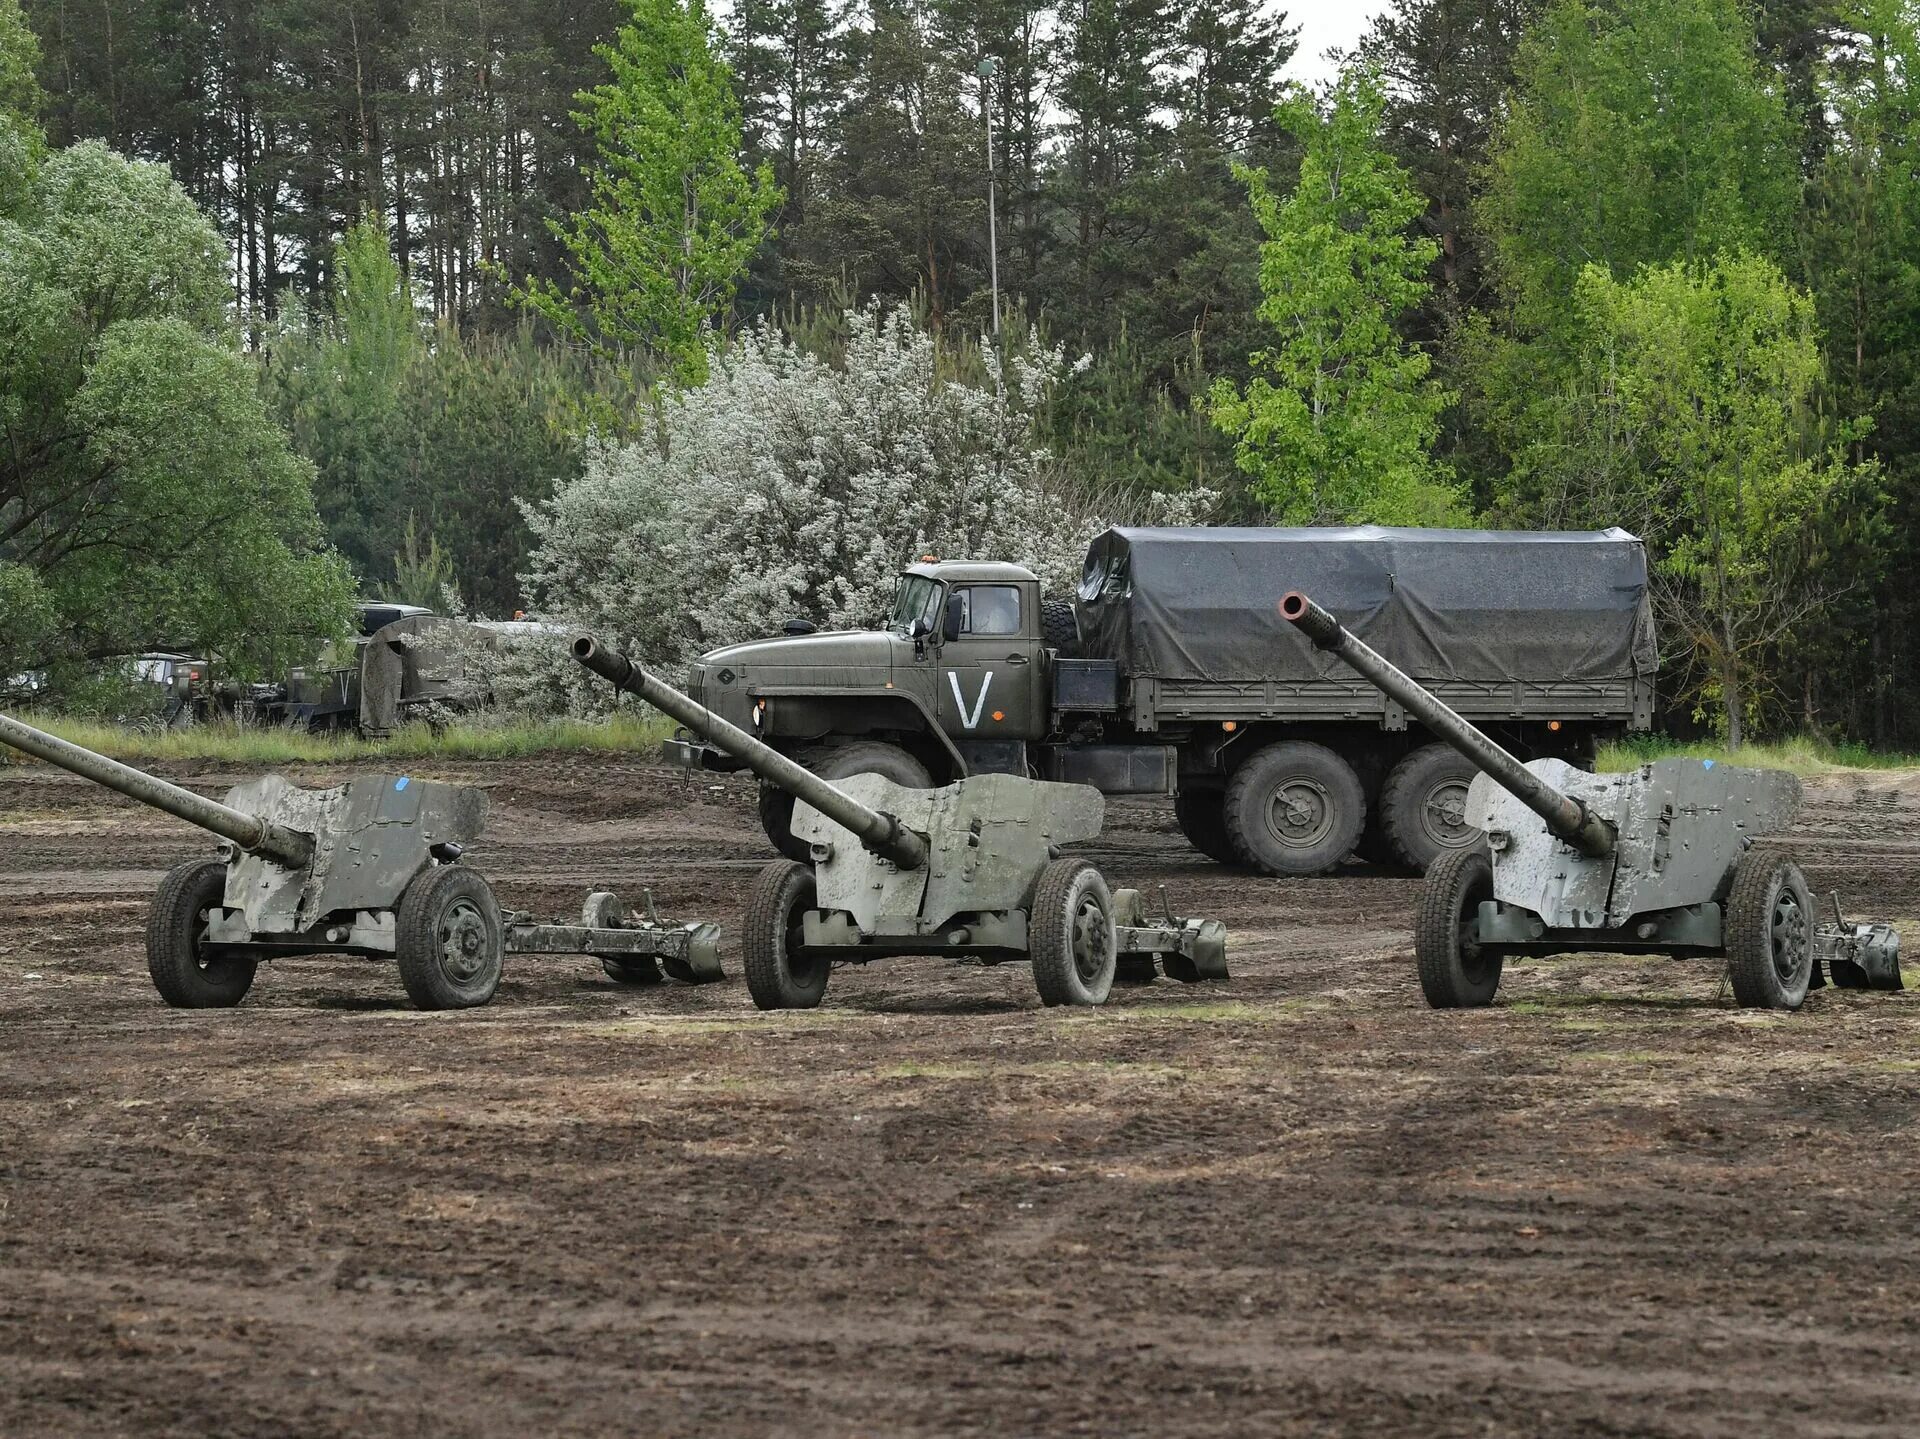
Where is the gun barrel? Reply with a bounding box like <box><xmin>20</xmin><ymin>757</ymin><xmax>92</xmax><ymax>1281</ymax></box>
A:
<box><xmin>1279</xmin><ymin>592</ymin><xmax>1615</xmax><ymax>859</ymax></box>
<box><xmin>0</xmin><ymin>712</ymin><xmax>314</xmax><ymax>867</ymax></box>
<box><xmin>570</xmin><ymin>636</ymin><xmax>929</xmax><ymax>870</ymax></box>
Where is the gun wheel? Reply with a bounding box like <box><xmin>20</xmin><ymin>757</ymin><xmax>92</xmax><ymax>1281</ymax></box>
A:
<box><xmin>1726</xmin><ymin>853</ymin><xmax>1814</xmax><ymax>1010</ymax></box>
<box><xmin>1030</xmin><ymin>858</ymin><xmax>1117</xmax><ymax>1007</ymax></box>
<box><xmin>743</xmin><ymin>860</ymin><xmax>829</xmax><ymax>1010</ymax></box>
<box><xmin>1415</xmin><ymin>846</ymin><xmax>1502</xmax><ymax>1008</ymax></box>
<box><xmin>147</xmin><ymin>859</ymin><xmax>255</xmax><ymax>1008</ymax></box>
<box><xmin>395</xmin><ymin>865</ymin><xmax>503</xmax><ymax>1011</ymax></box>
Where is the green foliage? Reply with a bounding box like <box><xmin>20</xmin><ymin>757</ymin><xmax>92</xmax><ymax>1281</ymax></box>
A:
<box><xmin>7</xmin><ymin>711</ymin><xmax>674</xmax><ymax>765</ymax></box>
<box><xmin>1357</xmin><ymin>0</ymin><xmax>1540</xmax><ymax>324</ymax></box>
<box><xmin>1209</xmin><ymin>69</ymin><xmax>1460</xmax><ymax>524</ymax></box>
<box><xmin>268</xmin><ymin>219</ymin><xmax>621</xmax><ymax>613</ymax></box>
<box><xmin>271</xmin><ymin>214</ymin><xmax>425</xmax><ymax>580</ymax></box>
<box><xmin>1480</xmin><ymin>0</ymin><xmax>1798</xmax><ymax>329</ymax></box>
<box><xmin>786</xmin><ymin>2</ymin><xmax>983</xmax><ymax>328</ymax></box>
<box><xmin>1598</xmin><ymin>732</ymin><xmax>1920</xmax><ymax>776</ymax></box>
<box><xmin>518</xmin><ymin>0</ymin><xmax>781</xmax><ymax>384</ymax></box>
<box><xmin>391</xmin><ymin>512</ymin><xmax>457</xmax><ymax>610</ymax></box>
<box><xmin>0</xmin><ymin>0</ymin><xmax>42</xmax><ymax>123</ymax></box>
<box><xmin>1536</xmin><ymin>255</ymin><xmax>1873</xmax><ymax>744</ymax></box>
<box><xmin>0</xmin><ymin>129</ymin><xmax>352</xmax><ymax>695</ymax></box>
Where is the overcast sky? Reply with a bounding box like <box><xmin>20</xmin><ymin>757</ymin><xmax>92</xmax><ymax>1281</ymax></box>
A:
<box><xmin>1289</xmin><ymin>1</ymin><xmax>1387</xmax><ymax>86</ymax></box>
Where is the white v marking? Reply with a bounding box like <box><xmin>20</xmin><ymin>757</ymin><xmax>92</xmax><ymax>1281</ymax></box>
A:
<box><xmin>948</xmin><ymin>670</ymin><xmax>993</xmax><ymax>729</ymax></box>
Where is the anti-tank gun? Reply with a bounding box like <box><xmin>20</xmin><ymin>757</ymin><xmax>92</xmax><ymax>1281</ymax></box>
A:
<box><xmin>0</xmin><ymin>713</ymin><xmax>720</xmax><ymax>1009</ymax></box>
<box><xmin>1278</xmin><ymin>593</ymin><xmax>1902</xmax><ymax>1011</ymax></box>
<box><xmin>571</xmin><ymin>636</ymin><xmax>1228</xmax><ymax>1008</ymax></box>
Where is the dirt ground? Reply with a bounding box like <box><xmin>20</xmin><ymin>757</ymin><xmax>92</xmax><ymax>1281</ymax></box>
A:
<box><xmin>2</xmin><ymin>755</ymin><xmax>1918</xmax><ymax>1438</ymax></box>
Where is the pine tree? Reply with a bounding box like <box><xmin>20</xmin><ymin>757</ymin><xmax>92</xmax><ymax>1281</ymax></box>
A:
<box><xmin>1048</xmin><ymin>0</ymin><xmax>1178</xmax><ymax>338</ymax></box>
<box><xmin>519</xmin><ymin>0</ymin><xmax>780</xmax><ymax>382</ymax></box>
<box><xmin>1356</xmin><ymin>0</ymin><xmax>1538</xmax><ymax>322</ymax></box>
<box><xmin>1209</xmin><ymin>68</ymin><xmax>1458</xmax><ymax>524</ymax></box>
<box><xmin>792</xmin><ymin>0</ymin><xmax>983</xmax><ymax>325</ymax></box>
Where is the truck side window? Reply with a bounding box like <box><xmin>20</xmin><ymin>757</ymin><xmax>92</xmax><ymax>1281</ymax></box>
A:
<box><xmin>958</xmin><ymin>585</ymin><xmax>1022</xmax><ymax>637</ymax></box>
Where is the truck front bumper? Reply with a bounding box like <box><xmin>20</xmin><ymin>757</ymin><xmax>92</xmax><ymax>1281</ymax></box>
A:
<box><xmin>663</xmin><ymin>733</ymin><xmax>737</xmax><ymax>771</ymax></box>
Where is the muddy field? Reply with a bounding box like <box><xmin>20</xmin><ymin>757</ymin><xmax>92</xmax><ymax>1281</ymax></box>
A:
<box><xmin>2</xmin><ymin>754</ymin><xmax>1918</xmax><ymax>1437</ymax></box>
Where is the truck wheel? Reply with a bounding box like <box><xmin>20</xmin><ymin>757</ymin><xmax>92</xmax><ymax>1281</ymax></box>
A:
<box><xmin>1173</xmin><ymin>789</ymin><xmax>1239</xmax><ymax>866</ymax></box>
<box><xmin>1041</xmin><ymin>598</ymin><xmax>1081</xmax><ymax>657</ymax></box>
<box><xmin>1381</xmin><ymin>743</ymin><xmax>1482</xmax><ymax>873</ymax></box>
<box><xmin>758</xmin><ymin>783</ymin><xmax>808</xmax><ymax>862</ymax></box>
<box><xmin>1353</xmin><ymin>812</ymin><xmax>1395</xmax><ymax>868</ymax></box>
<box><xmin>1726</xmin><ymin>853</ymin><xmax>1814</xmax><ymax>1010</ymax></box>
<box><xmin>1415</xmin><ymin>846</ymin><xmax>1503</xmax><ymax>1008</ymax></box>
<box><xmin>762</xmin><ymin>742</ymin><xmax>935</xmax><ymax>861</ymax></box>
<box><xmin>1029</xmin><ymin>858</ymin><xmax>1117</xmax><ymax>1006</ymax></box>
<box><xmin>743</xmin><ymin>860</ymin><xmax>830</xmax><ymax>1010</ymax></box>
<box><xmin>1224</xmin><ymin>741</ymin><xmax>1365</xmax><ymax>875</ymax></box>
<box><xmin>147</xmin><ymin>859</ymin><xmax>256</xmax><ymax>1008</ymax></box>
<box><xmin>395</xmin><ymin>865</ymin><xmax>504</xmax><ymax>1011</ymax></box>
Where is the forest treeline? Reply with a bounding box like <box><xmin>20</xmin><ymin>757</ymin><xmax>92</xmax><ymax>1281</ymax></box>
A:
<box><xmin>8</xmin><ymin>0</ymin><xmax>1920</xmax><ymax>746</ymax></box>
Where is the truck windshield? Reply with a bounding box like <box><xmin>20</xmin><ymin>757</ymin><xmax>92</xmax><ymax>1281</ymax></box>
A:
<box><xmin>888</xmin><ymin>575</ymin><xmax>943</xmax><ymax>633</ymax></box>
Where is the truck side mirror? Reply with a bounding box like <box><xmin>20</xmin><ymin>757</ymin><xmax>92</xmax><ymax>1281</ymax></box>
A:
<box><xmin>943</xmin><ymin>594</ymin><xmax>965</xmax><ymax>642</ymax></box>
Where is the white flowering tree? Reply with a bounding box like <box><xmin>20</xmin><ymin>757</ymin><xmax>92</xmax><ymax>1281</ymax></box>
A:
<box><xmin>523</xmin><ymin>301</ymin><xmax>1102</xmax><ymax>668</ymax></box>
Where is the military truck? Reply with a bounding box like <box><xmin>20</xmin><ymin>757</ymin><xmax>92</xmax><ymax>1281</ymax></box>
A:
<box><xmin>668</xmin><ymin>526</ymin><xmax>1657</xmax><ymax>875</ymax></box>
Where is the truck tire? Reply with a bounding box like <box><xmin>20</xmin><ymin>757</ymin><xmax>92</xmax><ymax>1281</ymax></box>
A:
<box><xmin>1380</xmin><ymin>743</ymin><xmax>1482</xmax><ymax>873</ymax></box>
<box><xmin>1029</xmin><ymin>857</ymin><xmax>1117</xmax><ymax>1006</ymax></box>
<box><xmin>743</xmin><ymin>859</ymin><xmax>830</xmax><ymax>1010</ymax></box>
<box><xmin>1223</xmin><ymin>741</ymin><xmax>1365</xmax><ymax>876</ymax></box>
<box><xmin>1173</xmin><ymin>789</ymin><xmax>1239</xmax><ymax>866</ymax></box>
<box><xmin>758</xmin><ymin>741</ymin><xmax>934</xmax><ymax>861</ymax></box>
<box><xmin>1725</xmin><ymin>853</ymin><xmax>1814</xmax><ymax>1010</ymax></box>
<box><xmin>758</xmin><ymin>783</ymin><xmax>809</xmax><ymax>862</ymax></box>
<box><xmin>1415</xmin><ymin>845</ymin><xmax>1503</xmax><ymax>1008</ymax></box>
<box><xmin>394</xmin><ymin>865</ymin><xmax>504</xmax><ymax>1011</ymax></box>
<box><xmin>1041</xmin><ymin>598</ymin><xmax>1081</xmax><ymax>657</ymax></box>
<box><xmin>147</xmin><ymin>859</ymin><xmax>255</xmax><ymax>1008</ymax></box>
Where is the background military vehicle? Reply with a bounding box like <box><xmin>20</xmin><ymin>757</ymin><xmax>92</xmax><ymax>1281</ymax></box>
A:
<box><xmin>669</xmin><ymin>526</ymin><xmax>1656</xmax><ymax>876</ymax></box>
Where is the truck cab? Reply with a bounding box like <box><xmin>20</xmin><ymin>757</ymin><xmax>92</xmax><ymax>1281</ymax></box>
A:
<box><xmin>668</xmin><ymin>562</ymin><xmax>1061</xmax><ymax>858</ymax></box>
<box><xmin>672</xmin><ymin>560</ymin><xmax>1050</xmax><ymax>779</ymax></box>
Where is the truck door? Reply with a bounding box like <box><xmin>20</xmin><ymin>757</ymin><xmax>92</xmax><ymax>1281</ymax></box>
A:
<box><xmin>937</xmin><ymin>583</ymin><xmax>1045</xmax><ymax>743</ymax></box>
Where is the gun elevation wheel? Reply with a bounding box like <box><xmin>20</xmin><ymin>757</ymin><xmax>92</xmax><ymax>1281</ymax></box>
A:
<box><xmin>395</xmin><ymin>865</ymin><xmax>504</xmax><ymax>1010</ymax></box>
<box><xmin>744</xmin><ymin>859</ymin><xmax>830</xmax><ymax>1010</ymax></box>
<box><xmin>1030</xmin><ymin>857</ymin><xmax>1117</xmax><ymax>1006</ymax></box>
<box><xmin>1415</xmin><ymin>846</ymin><xmax>1503</xmax><ymax>1008</ymax></box>
<box><xmin>147</xmin><ymin>859</ymin><xmax>256</xmax><ymax>1008</ymax></box>
<box><xmin>1726</xmin><ymin>853</ymin><xmax>1815</xmax><ymax>1010</ymax></box>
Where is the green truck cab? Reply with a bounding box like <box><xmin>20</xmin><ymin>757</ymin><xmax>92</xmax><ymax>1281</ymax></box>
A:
<box><xmin>668</xmin><ymin>527</ymin><xmax>1657</xmax><ymax>876</ymax></box>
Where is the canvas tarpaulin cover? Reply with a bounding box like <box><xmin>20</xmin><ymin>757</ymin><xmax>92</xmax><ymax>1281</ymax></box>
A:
<box><xmin>1074</xmin><ymin>526</ymin><xmax>1656</xmax><ymax>684</ymax></box>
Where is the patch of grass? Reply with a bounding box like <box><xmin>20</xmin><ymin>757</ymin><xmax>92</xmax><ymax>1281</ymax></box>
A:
<box><xmin>1572</xmin><ymin>1050</ymin><xmax>1676</xmax><ymax>1065</ymax></box>
<box><xmin>1597</xmin><ymin>733</ymin><xmax>1920</xmax><ymax>777</ymax></box>
<box><xmin>1068</xmin><ymin>1000</ymin><xmax>1283</xmax><ymax>1025</ymax></box>
<box><xmin>2</xmin><ymin>712</ymin><xmax>672</xmax><ymax>766</ymax></box>
<box><xmin>1505</xmin><ymin>991</ymin><xmax>1701</xmax><ymax>1012</ymax></box>
<box><xmin>879</xmin><ymin>1059</ymin><xmax>1185</xmax><ymax>1081</ymax></box>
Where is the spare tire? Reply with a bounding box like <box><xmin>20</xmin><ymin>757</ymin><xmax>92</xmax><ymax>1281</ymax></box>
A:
<box><xmin>1041</xmin><ymin>598</ymin><xmax>1080</xmax><ymax>657</ymax></box>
